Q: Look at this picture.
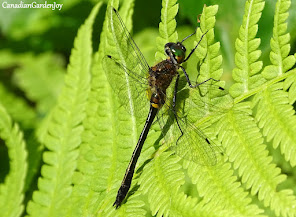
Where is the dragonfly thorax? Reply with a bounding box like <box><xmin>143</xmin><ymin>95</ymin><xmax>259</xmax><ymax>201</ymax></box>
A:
<box><xmin>148</xmin><ymin>59</ymin><xmax>179</xmax><ymax>109</ymax></box>
<box><xmin>165</xmin><ymin>42</ymin><xmax>186</xmax><ymax>64</ymax></box>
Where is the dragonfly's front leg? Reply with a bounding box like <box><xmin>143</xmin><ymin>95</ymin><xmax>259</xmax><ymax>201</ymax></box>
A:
<box><xmin>172</xmin><ymin>73</ymin><xmax>183</xmax><ymax>138</ymax></box>
<box><xmin>180</xmin><ymin>65</ymin><xmax>220</xmax><ymax>89</ymax></box>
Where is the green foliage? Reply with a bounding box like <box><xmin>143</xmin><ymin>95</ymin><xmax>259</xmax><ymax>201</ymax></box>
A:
<box><xmin>230</xmin><ymin>0</ymin><xmax>265</xmax><ymax>97</ymax></box>
<box><xmin>26</xmin><ymin>3</ymin><xmax>101</xmax><ymax>217</ymax></box>
<box><xmin>155</xmin><ymin>0</ymin><xmax>178</xmax><ymax>60</ymax></box>
<box><xmin>185</xmin><ymin>159</ymin><xmax>264</xmax><ymax>217</ymax></box>
<box><xmin>13</xmin><ymin>53</ymin><xmax>65</xmax><ymax>115</ymax></box>
<box><xmin>0</xmin><ymin>104</ymin><xmax>27</xmax><ymax>217</ymax></box>
<box><xmin>0</xmin><ymin>0</ymin><xmax>296</xmax><ymax>216</ymax></box>
<box><xmin>0</xmin><ymin>82</ymin><xmax>36</xmax><ymax>128</ymax></box>
<box><xmin>195</xmin><ymin>5</ymin><xmax>223</xmax><ymax>88</ymax></box>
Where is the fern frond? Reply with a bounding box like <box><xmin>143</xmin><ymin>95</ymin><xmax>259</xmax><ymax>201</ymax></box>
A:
<box><xmin>253</xmin><ymin>82</ymin><xmax>296</xmax><ymax>165</ymax></box>
<box><xmin>195</xmin><ymin>5</ymin><xmax>223</xmax><ymax>85</ymax></box>
<box><xmin>155</xmin><ymin>0</ymin><xmax>178</xmax><ymax>60</ymax></box>
<box><xmin>261</xmin><ymin>0</ymin><xmax>296</xmax><ymax>167</ymax></box>
<box><xmin>139</xmin><ymin>152</ymin><xmax>186</xmax><ymax>217</ymax></box>
<box><xmin>230</xmin><ymin>0</ymin><xmax>265</xmax><ymax>98</ymax></box>
<box><xmin>225</xmin><ymin>0</ymin><xmax>296</xmax><ymax>216</ymax></box>
<box><xmin>69</xmin><ymin>0</ymin><xmax>148</xmax><ymax>216</ymax></box>
<box><xmin>25</xmin><ymin>3</ymin><xmax>100</xmax><ymax>217</ymax></box>
<box><xmin>262</xmin><ymin>0</ymin><xmax>295</xmax><ymax>80</ymax></box>
<box><xmin>279</xmin><ymin>0</ymin><xmax>296</xmax><ymax>104</ymax></box>
<box><xmin>218</xmin><ymin>102</ymin><xmax>296</xmax><ymax>217</ymax></box>
<box><xmin>180</xmin><ymin>8</ymin><xmax>264</xmax><ymax>216</ymax></box>
<box><xmin>66</xmin><ymin>1</ymin><xmax>118</xmax><ymax>216</ymax></box>
<box><xmin>0</xmin><ymin>103</ymin><xmax>27</xmax><ymax>217</ymax></box>
<box><xmin>184</xmin><ymin>160</ymin><xmax>265</xmax><ymax>217</ymax></box>
<box><xmin>252</xmin><ymin>0</ymin><xmax>296</xmax><ymax>175</ymax></box>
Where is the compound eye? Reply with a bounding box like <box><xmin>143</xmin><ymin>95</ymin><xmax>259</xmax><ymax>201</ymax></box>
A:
<box><xmin>170</xmin><ymin>44</ymin><xmax>185</xmax><ymax>64</ymax></box>
<box><xmin>165</xmin><ymin>42</ymin><xmax>186</xmax><ymax>64</ymax></box>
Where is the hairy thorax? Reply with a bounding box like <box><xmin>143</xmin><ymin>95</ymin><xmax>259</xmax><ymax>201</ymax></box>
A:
<box><xmin>148</xmin><ymin>59</ymin><xmax>179</xmax><ymax>108</ymax></box>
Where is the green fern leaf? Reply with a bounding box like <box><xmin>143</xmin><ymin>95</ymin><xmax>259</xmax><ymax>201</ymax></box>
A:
<box><xmin>253</xmin><ymin>0</ymin><xmax>296</xmax><ymax>180</ymax></box>
<box><xmin>25</xmin><ymin>3</ymin><xmax>100</xmax><ymax>217</ymax></box>
<box><xmin>66</xmin><ymin>3</ymin><xmax>118</xmax><ymax>217</ymax></box>
<box><xmin>70</xmin><ymin>0</ymin><xmax>296</xmax><ymax>216</ymax></box>
<box><xmin>193</xmin><ymin>5</ymin><xmax>223</xmax><ymax>90</ymax></box>
<box><xmin>219</xmin><ymin>100</ymin><xmax>296</xmax><ymax>217</ymax></box>
<box><xmin>254</xmin><ymin>81</ymin><xmax>296</xmax><ymax>165</ymax></box>
<box><xmin>279</xmin><ymin>0</ymin><xmax>296</xmax><ymax>104</ymax></box>
<box><xmin>69</xmin><ymin>0</ymin><xmax>148</xmax><ymax>216</ymax></box>
<box><xmin>224</xmin><ymin>0</ymin><xmax>296</xmax><ymax>216</ymax></box>
<box><xmin>262</xmin><ymin>0</ymin><xmax>295</xmax><ymax>80</ymax></box>
<box><xmin>230</xmin><ymin>0</ymin><xmax>265</xmax><ymax>98</ymax></box>
<box><xmin>0</xmin><ymin>103</ymin><xmax>27</xmax><ymax>217</ymax></box>
<box><xmin>139</xmin><ymin>152</ymin><xmax>185</xmax><ymax>216</ymax></box>
<box><xmin>155</xmin><ymin>0</ymin><xmax>178</xmax><ymax>60</ymax></box>
<box><xmin>185</xmin><ymin>160</ymin><xmax>264</xmax><ymax>216</ymax></box>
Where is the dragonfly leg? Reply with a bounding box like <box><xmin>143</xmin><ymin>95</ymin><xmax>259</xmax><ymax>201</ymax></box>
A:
<box><xmin>173</xmin><ymin>73</ymin><xmax>184</xmax><ymax>138</ymax></box>
<box><xmin>183</xmin><ymin>30</ymin><xmax>209</xmax><ymax>63</ymax></box>
<box><xmin>180</xmin><ymin>65</ymin><xmax>222</xmax><ymax>89</ymax></box>
<box><xmin>180</xmin><ymin>27</ymin><xmax>197</xmax><ymax>43</ymax></box>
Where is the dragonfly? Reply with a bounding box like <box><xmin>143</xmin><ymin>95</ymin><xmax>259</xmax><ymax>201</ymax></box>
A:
<box><xmin>103</xmin><ymin>7</ymin><xmax>227</xmax><ymax>208</ymax></box>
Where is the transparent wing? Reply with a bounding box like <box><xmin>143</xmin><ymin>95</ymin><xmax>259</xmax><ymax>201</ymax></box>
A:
<box><xmin>175</xmin><ymin>115</ymin><xmax>219</xmax><ymax>166</ymax></box>
<box><xmin>158</xmin><ymin>81</ymin><xmax>232</xmax><ymax>165</ymax></box>
<box><xmin>103</xmin><ymin>7</ymin><xmax>151</xmax><ymax>116</ymax></box>
<box><xmin>110</xmin><ymin>8</ymin><xmax>150</xmax><ymax>74</ymax></box>
<box><xmin>103</xmin><ymin>56</ymin><xmax>150</xmax><ymax>116</ymax></box>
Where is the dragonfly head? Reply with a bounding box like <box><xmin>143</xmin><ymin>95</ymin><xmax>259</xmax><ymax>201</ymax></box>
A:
<box><xmin>165</xmin><ymin>42</ymin><xmax>186</xmax><ymax>64</ymax></box>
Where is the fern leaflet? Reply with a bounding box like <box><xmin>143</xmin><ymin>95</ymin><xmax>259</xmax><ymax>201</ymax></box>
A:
<box><xmin>26</xmin><ymin>3</ymin><xmax>100</xmax><ymax>217</ymax></box>
<box><xmin>230</xmin><ymin>0</ymin><xmax>265</xmax><ymax>98</ymax></box>
<box><xmin>0</xmin><ymin>103</ymin><xmax>27</xmax><ymax>217</ymax></box>
<box><xmin>155</xmin><ymin>0</ymin><xmax>178</xmax><ymax>60</ymax></box>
